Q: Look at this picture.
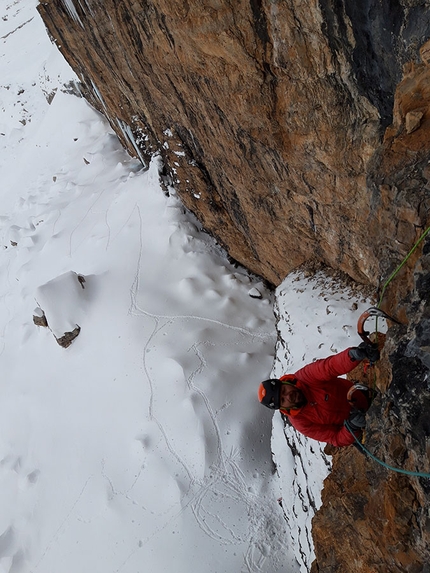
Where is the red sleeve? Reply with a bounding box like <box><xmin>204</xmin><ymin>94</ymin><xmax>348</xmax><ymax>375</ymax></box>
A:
<box><xmin>290</xmin><ymin>416</ymin><xmax>361</xmax><ymax>447</ymax></box>
<box><xmin>293</xmin><ymin>348</ymin><xmax>359</xmax><ymax>384</ymax></box>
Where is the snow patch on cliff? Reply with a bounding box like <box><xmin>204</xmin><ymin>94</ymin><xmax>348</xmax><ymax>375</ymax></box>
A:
<box><xmin>271</xmin><ymin>272</ymin><xmax>374</xmax><ymax>571</ymax></box>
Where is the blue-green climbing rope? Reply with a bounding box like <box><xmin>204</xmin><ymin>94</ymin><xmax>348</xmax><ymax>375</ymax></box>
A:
<box><xmin>346</xmin><ymin>422</ymin><xmax>430</xmax><ymax>479</ymax></box>
<box><xmin>348</xmin><ymin>224</ymin><xmax>430</xmax><ymax>479</ymax></box>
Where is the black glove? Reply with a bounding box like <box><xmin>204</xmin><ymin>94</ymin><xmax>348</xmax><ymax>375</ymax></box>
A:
<box><xmin>349</xmin><ymin>342</ymin><xmax>380</xmax><ymax>363</ymax></box>
<box><xmin>346</xmin><ymin>410</ymin><xmax>366</xmax><ymax>432</ymax></box>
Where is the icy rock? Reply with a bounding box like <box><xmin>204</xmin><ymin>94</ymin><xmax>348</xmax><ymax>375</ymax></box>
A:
<box><xmin>248</xmin><ymin>287</ymin><xmax>262</xmax><ymax>299</ymax></box>
<box><xmin>35</xmin><ymin>271</ymin><xmax>88</xmax><ymax>347</ymax></box>
<box><xmin>55</xmin><ymin>325</ymin><xmax>81</xmax><ymax>348</ymax></box>
<box><xmin>33</xmin><ymin>307</ymin><xmax>48</xmax><ymax>328</ymax></box>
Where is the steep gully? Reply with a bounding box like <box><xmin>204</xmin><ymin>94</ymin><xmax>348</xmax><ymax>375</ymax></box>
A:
<box><xmin>37</xmin><ymin>1</ymin><xmax>430</xmax><ymax>571</ymax></box>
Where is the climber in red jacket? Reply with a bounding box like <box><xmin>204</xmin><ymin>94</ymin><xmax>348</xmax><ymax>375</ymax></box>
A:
<box><xmin>258</xmin><ymin>343</ymin><xmax>380</xmax><ymax>447</ymax></box>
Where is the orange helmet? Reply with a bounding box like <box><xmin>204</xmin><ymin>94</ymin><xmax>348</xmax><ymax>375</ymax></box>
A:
<box><xmin>258</xmin><ymin>379</ymin><xmax>282</xmax><ymax>409</ymax></box>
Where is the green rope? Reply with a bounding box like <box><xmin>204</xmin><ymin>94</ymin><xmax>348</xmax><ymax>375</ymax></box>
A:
<box><xmin>370</xmin><ymin>226</ymin><xmax>430</xmax><ymax>352</ymax></box>
<box><xmin>377</xmin><ymin>225</ymin><xmax>430</xmax><ymax>308</ymax></box>
<box><xmin>346</xmin><ymin>422</ymin><xmax>430</xmax><ymax>479</ymax></box>
<box><xmin>351</xmin><ymin>224</ymin><xmax>430</xmax><ymax>479</ymax></box>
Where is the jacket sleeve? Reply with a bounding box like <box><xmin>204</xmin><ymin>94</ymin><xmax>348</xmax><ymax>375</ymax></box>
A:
<box><xmin>290</xmin><ymin>415</ymin><xmax>361</xmax><ymax>447</ymax></box>
<box><xmin>294</xmin><ymin>348</ymin><xmax>359</xmax><ymax>385</ymax></box>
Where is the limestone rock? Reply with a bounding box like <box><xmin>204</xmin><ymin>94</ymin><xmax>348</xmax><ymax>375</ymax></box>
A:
<box><xmin>248</xmin><ymin>287</ymin><xmax>263</xmax><ymax>299</ymax></box>
<box><xmin>419</xmin><ymin>39</ymin><xmax>430</xmax><ymax>66</ymax></box>
<box><xmin>405</xmin><ymin>109</ymin><xmax>424</xmax><ymax>133</ymax></box>
<box><xmin>35</xmin><ymin>271</ymin><xmax>88</xmax><ymax>347</ymax></box>
<box><xmin>55</xmin><ymin>325</ymin><xmax>81</xmax><ymax>348</ymax></box>
<box><xmin>311</xmin><ymin>238</ymin><xmax>430</xmax><ymax>573</ymax></box>
<box><xmin>37</xmin><ymin>0</ymin><xmax>430</xmax><ymax>287</ymax></box>
<box><xmin>35</xmin><ymin>1</ymin><xmax>430</xmax><ymax>570</ymax></box>
<box><xmin>33</xmin><ymin>308</ymin><xmax>48</xmax><ymax>327</ymax></box>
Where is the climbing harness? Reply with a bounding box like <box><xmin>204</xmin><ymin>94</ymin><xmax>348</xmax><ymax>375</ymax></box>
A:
<box><xmin>347</xmin><ymin>224</ymin><xmax>430</xmax><ymax>479</ymax></box>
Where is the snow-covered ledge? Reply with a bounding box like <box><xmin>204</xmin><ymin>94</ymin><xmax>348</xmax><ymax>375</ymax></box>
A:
<box><xmin>270</xmin><ymin>270</ymin><xmax>372</xmax><ymax>571</ymax></box>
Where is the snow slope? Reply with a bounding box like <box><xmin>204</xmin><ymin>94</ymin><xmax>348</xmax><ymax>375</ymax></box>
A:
<box><xmin>0</xmin><ymin>2</ymin><xmax>380</xmax><ymax>573</ymax></box>
<box><xmin>0</xmin><ymin>2</ymin><xmax>291</xmax><ymax>572</ymax></box>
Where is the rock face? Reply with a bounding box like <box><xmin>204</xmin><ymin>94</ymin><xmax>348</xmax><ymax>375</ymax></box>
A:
<box><xmin>36</xmin><ymin>1</ymin><xmax>430</xmax><ymax>571</ymax></box>
<box><xmin>38</xmin><ymin>0</ymin><xmax>430</xmax><ymax>286</ymax></box>
<box><xmin>311</xmin><ymin>239</ymin><xmax>430</xmax><ymax>573</ymax></box>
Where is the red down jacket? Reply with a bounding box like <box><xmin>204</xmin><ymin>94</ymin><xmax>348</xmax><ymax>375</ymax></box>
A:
<box><xmin>280</xmin><ymin>348</ymin><xmax>362</xmax><ymax>447</ymax></box>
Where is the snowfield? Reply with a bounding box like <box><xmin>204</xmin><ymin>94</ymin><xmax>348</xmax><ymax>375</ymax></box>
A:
<box><xmin>0</xmin><ymin>2</ymin><xmax>375</xmax><ymax>572</ymax></box>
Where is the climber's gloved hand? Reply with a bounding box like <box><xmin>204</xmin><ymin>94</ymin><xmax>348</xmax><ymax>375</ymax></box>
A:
<box><xmin>346</xmin><ymin>410</ymin><xmax>366</xmax><ymax>432</ymax></box>
<box><xmin>349</xmin><ymin>342</ymin><xmax>380</xmax><ymax>363</ymax></box>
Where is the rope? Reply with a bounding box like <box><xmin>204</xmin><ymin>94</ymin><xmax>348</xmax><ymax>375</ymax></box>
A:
<box><xmin>350</xmin><ymin>224</ymin><xmax>430</xmax><ymax>479</ymax></box>
<box><xmin>371</xmin><ymin>224</ymin><xmax>430</xmax><ymax>338</ymax></box>
<box><xmin>373</xmin><ymin>223</ymin><xmax>430</xmax><ymax>351</ymax></box>
<box><xmin>377</xmin><ymin>224</ymin><xmax>430</xmax><ymax>308</ymax></box>
<box><xmin>345</xmin><ymin>422</ymin><xmax>430</xmax><ymax>479</ymax></box>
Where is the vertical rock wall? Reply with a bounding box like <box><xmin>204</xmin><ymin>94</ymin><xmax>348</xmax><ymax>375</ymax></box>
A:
<box><xmin>309</xmin><ymin>50</ymin><xmax>430</xmax><ymax>572</ymax></box>
<box><xmin>38</xmin><ymin>0</ymin><xmax>430</xmax><ymax>286</ymax></box>
<box><xmin>311</xmin><ymin>236</ymin><xmax>430</xmax><ymax>573</ymax></box>
<box><xmin>36</xmin><ymin>1</ymin><xmax>430</xmax><ymax>571</ymax></box>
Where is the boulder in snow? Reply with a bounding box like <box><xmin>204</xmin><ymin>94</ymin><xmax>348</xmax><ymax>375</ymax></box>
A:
<box><xmin>35</xmin><ymin>271</ymin><xmax>88</xmax><ymax>348</ymax></box>
<box><xmin>33</xmin><ymin>307</ymin><xmax>48</xmax><ymax>328</ymax></box>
